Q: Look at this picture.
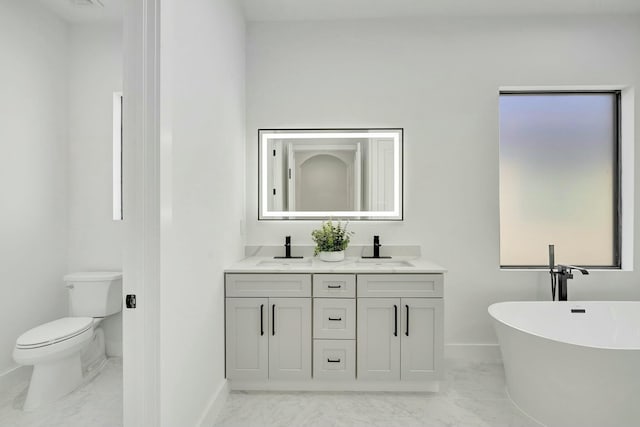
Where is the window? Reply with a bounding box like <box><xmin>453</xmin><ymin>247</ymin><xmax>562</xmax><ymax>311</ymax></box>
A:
<box><xmin>499</xmin><ymin>91</ymin><xmax>620</xmax><ymax>268</ymax></box>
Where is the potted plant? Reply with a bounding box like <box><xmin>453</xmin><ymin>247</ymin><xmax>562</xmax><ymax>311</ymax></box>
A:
<box><xmin>311</xmin><ymin>220</ymin><xmax>353</xmax><ymax>262</ymax></box>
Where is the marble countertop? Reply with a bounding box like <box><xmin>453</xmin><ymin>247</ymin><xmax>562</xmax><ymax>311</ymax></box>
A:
<box><xmin>225</xmin><ymin>255</ymin><xmax>447</xmax><ymax>274</ymax></box>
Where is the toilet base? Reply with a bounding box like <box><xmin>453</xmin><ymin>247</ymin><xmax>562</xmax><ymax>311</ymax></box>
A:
<box><xmin>82</xmin><ymin>327</ymin><xmax>107</xmax><ymax>380</ymax></box>
<box><xmin>20</xmin><ymin>328</ymin><xmax>107</xmax><ymax>411</ymax></box>
<box><xmin>23</xmin><ymin>354</ymin><xmax>83</xmax><ymax>411</ymax></box>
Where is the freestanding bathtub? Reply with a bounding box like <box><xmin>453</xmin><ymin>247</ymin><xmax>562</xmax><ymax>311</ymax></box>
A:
<box><xmin>489</xmin><ymin>301</ymin><xmax>640</xmax><ymax>427</ymax></box>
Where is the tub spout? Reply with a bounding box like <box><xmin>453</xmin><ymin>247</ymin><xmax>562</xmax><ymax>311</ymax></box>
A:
<box><xmin>548</xmin><ymin>245</ymin><xmax>589</xmax><ymax>301</ymax></box>
<box><xmin>553</xmin><ymin>265</ymin><xmax>589</xmax><ymax>301</ymax></box>
<box><xmin>558</xmin><ymin>265</ymin><xmax>589</xmax><ymax>275</ymax></box>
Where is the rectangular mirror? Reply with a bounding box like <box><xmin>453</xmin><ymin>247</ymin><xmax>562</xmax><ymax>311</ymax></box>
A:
<box><xmin>259</xmin><ymin>128</ymin><xmax>403</xmax><ymax>220</ymax></box>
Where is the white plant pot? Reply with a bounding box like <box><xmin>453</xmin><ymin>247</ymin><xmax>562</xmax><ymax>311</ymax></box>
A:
<box><xmin>318</xmin><ymin>251</ymin><xmax>345</xmax><ymax>262</ymax></box>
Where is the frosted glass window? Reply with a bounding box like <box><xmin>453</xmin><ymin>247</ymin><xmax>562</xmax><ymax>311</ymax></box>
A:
<box><xmin>499</xmin><ymin>92</ymin><xmax>619</xmax><ymax>267</ymax></box>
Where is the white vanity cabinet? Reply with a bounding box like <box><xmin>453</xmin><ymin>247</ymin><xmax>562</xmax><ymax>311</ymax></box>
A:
<box><xmin>225</xmin><ymin>268</ymin><xmax>445</xmax><ymax>390</ymax></box>
<box><xmin>225</xmin><ymin>274</ymin><xmax>312</xmax><ymax>381</ymax></box>
<box><xmin>357</xmin><ymin>275</ymin><xmax>444</xmax><ymax>382</ymax></box>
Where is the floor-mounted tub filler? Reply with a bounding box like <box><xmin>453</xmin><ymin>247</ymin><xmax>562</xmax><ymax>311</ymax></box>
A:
<box><xmin>489</xmin><ymin>301</ymin><xmax>640</xmax><ymax>427</ymax></box>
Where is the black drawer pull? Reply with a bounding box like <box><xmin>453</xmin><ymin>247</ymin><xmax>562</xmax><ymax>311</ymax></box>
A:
<box><xmin>327</xmin><ymin>284</ymin><xmax>342</xmax><ymax>289</ymax></box>
<box><xmin>327</xmin><ymin>358</ymin><xmax>341</xmax><ymax>363</ymax></box>
<box><xmin>405</xmin><ymin>304</ymin><xmax>409</xmax><ymax>336</ymax></box>
<box><xmin>272</xmin><ymin>304</ymin><xmax>276</xmax><ymax>336</ymax></box>
<box><xmin>260</xmin><ymin>304</ymin><xmax>264</xmax><ymax>336</ymax></box>
<box><xmin>394</xmin><ymin>304</ymin><xmax>398</xmax><ymax>336</ymax></box>
<box><xmin>328</xmin><ymin>317</ymin><xmax>342</xmax><ymax>321</ymax></box>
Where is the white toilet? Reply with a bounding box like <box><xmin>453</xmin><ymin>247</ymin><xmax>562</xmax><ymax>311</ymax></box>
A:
<box><xmin>13</xmin><ymin>272</ymin><xmax>122</xmax><ymax>411</ymax></box>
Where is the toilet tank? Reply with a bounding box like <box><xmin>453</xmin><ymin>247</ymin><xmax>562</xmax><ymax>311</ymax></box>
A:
<box><xmin>64</xmin><ymin>272</ymin><xmax>123</xmax><ymax>317</ymax></box>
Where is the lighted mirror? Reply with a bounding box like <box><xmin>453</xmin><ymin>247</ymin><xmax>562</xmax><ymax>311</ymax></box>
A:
<box><xmin>259</xmin><ymin>129</ymin><xmax>403</xmax><ymax>220</ymax></box>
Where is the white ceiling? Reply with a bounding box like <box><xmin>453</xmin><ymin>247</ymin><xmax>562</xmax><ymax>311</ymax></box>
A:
<box><xmin>240</xmin><ymin>0</ymin><xmax>640</xmax><ymax>21</ymax></box>
<box><xmin>37</xmin><ymin>0</ymin><xmax>123</xmax><ymax>23</ymax></box>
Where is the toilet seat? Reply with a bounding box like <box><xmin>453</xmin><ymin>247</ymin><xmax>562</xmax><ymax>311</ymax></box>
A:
<box><xmin>16</xmin><ymin>317</ymin><xmax>93</xmax><ymax>349</ymax></box>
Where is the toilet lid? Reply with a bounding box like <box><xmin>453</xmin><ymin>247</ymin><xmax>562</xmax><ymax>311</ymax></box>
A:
<box><xmin>16</xmin><ymin>317</ymin><xmax>93</xmax><ymax>348</ymax></box>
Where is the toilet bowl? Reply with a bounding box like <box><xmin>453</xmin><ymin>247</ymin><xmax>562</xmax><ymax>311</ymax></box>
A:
<box><xmin>13</xmin><ymin>272</ymin><xmax>122</xmax><ymax>411</ymax></box>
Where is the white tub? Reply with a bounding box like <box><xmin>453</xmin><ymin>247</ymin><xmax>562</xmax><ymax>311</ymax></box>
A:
<box><xmin>489</xmin><ymin>301</ymin><xmax>640</xmax><ymax>427</ymax></box>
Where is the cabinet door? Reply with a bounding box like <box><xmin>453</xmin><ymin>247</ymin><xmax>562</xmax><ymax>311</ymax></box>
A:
<box><xmin>400</xmin><ymin>298</ymin><xmax>444</xmax><ymax>381</ymax></box>
<box><xmin>268</xmin><ymin>298</ymin><xmax>311</xmax><ymax>380</ymax></box>
<box><xmin>357</xmin><ymin>298</ymin><xmax>401</xmax><ymax>380</ymax></box>
<box><xmin>225</xmin><ymin>298</ymin><xmax>268</xmax><ymax>381</ymax></box>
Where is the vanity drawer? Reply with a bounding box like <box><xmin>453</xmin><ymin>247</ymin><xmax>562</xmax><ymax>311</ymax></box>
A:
<box><xmin>357</xmin><ymin>274</ymin><xmax>443</xmax><ymax>298</ymax></box>
<box><xmin>313</xmin><ymin>298</ymin><xmax>355</xmax><ymax>339</ymax></box>
<box><xmin>313</xmin><ymin>274</ymin><xmax>356</xmax><ymax>298</ymax></box>
<box><xmin>225</xmin><ymin>274</ymin><xmax>311</xmax><ymax>297</ymax></box>
<box><xmin>313</xmin><ymin>340</ymin><xmax>355</xmax><ymax>380</ymax></box>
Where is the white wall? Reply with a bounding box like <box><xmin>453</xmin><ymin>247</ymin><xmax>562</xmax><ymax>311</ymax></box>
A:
<box><xmin>246</xmin><ymin>16</ymin><xmax>640</xmax><ymax>348</ymax></box>
<box><xmin>0</xmin><ymin>1</ymin><xmax>69</xmax><ymax>375</ymax></box>
<box><xmin>68</xmin><ymin>24</ymin><xmax>123</xmax><ymax>272</ymax></box>
<box><xmin>67</xmin><ymin>24</ymin><xmax>123</xmax><ymax>356</ymax></box>
<box><xmin>160</xmin><ymin>0</ymin><xmax>245</xmax><ymax>425</ymax></box>
<box><xmin>67</xmin><ymin>24</ymin><xmax>123</xmax><ymax>357</ymax></box>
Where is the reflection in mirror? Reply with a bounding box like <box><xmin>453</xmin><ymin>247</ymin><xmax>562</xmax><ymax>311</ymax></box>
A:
<box><xmin>259</xmin><ymin>129</ymin><xmax>403</xmax><ymax>220</ymax></box>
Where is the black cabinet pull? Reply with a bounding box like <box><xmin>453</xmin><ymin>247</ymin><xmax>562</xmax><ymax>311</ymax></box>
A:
<box><xmin>327</xmin><ymin>358</ymin><xmax>341</xmax><ymax>363</ymax></box>
<box><xmin>393</xmin><ymin>304</ymin><xmax>398</xmax><ymax>336</ymax></box>
<box><xmin>272</xmin><ymin>304</ymin><xmax>276</xmax><ymax>336</ymax></box>
<box><xmin>327</xmin><ymin>284</ymin><xmax>342</xmax><ymax>289</ymax></box>
<box><xmin>328</xmin><ymin>317</ymin><xmax>342</xmax><ymax>321</ymax></box>
<box><xmin>260</xmin><ymin>304</ymin><xmax>264</xmax><ymax>336</ymax></box>
<box><xmin>405</xmin><ymin>304</ymin><xmax>409</xmax><ymax>336</ymax></box>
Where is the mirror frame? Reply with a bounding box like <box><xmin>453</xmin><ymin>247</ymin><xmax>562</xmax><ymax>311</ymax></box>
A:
<box><xmin>258</xmin><ymin>128</ymin><xmax>404</xmax><ymax>220</ymax></box>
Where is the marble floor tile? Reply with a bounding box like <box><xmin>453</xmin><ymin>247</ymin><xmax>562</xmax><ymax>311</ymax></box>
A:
<box><xmin>0</xmin><ymin>358</ymin><xmax>541</xmax><ymax>427</ymax></box>
<box><xmin>0</xmin><ymin>357</ymin><xmax>122</xmax><ymax>427</ymax></box>
<box><xmin>441</xmin><ymin>361</ymin><xmax>510</xmax><ymax>400</ymax></box>
<box><xmin>213</xmin><ymin>362</ymin><xmax>541</xmax><ymax>427</ymax></box>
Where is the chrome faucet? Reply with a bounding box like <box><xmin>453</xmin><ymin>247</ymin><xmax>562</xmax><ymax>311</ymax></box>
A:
<box><xmin>548</xmin><ymin>245</ymin><xmax>589</xmax><ymax>301</ymax></box>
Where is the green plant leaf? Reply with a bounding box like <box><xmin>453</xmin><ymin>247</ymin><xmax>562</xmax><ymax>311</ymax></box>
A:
<box><xmin>311</xmin><ymin>220</ymin><xmax>354</xmax><ymax>255</ymax></box>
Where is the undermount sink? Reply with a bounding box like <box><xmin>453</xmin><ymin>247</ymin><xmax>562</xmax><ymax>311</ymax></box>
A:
<box><xmin>258</xmin><ymin>258</ymin><xmax>312</xmax><ymax>266</ymax></box>
<box><xmin>357</xmin><ymin>258</ymin><xmax>415</xmax><ymax>267</ymax></box>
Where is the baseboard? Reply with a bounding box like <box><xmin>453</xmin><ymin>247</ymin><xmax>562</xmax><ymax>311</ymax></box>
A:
<box><xmin>196</xmin><ymin>379</ymin><xmax>230</xmax><ymax>427</ymax></box>
<box><xmin>0</xmin><ymin>365</ymin><xmax>31</xmax><ymax>390</ymax></box>
<box><xmin>230</xmin><ymin>380</ymin><xmax>440</xmax><ymax>392</ymax></box>
<box><xmin>445</xmin><ymin>344</ymin><xmax>502</xmax><ymax>363</ymax></box>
